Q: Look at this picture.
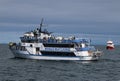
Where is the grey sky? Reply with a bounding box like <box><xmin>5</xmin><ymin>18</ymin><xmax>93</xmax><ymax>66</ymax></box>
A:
<box><xmin>0</xmin><ymin>0</ymin><xmax>120</xmax><ymax>34</ymax></box>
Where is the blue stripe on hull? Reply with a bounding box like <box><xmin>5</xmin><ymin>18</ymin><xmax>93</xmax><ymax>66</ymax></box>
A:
<box><xmin>41</xmin><ymin>51</ymin><xmax>76</xmax><ymax>57</ymax></box>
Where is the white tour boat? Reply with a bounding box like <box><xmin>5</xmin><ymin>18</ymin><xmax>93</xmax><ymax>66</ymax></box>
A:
<box><xmin>9</xmin><ymin>19</ymin><xmax>102</xmax><ymax>61</ymax></box>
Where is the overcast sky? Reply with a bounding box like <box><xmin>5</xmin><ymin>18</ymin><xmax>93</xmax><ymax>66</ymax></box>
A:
<box><xmin>0</xmin><ymin>0</ymin><xmax>120</xmax><ymax>34</ymax></box>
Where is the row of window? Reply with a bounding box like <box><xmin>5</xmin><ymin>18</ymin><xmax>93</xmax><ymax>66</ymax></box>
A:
<box><xmin>15</xmin><ymin>46</ymin><xmax>26</xmax><ymax>51</ymax></box>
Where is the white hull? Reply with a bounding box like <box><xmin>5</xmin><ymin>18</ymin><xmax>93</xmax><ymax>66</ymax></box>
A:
<box><xmin>12</xmin><ymin>51</ymin><xmax>99</xmax><ymax>61</ymax></box>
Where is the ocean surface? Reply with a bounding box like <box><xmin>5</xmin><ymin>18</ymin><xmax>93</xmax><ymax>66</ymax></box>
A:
<box><xmin>0</xmin><ymin>44</ymin><xmax>120</xmax><ymax>81</ymax></box>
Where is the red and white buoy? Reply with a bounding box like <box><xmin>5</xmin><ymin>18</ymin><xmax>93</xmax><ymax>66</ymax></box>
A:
<box><xmin>106</xmin><ymin>40</ymin><xmax>114</xmax><ymax>50</ymax></box>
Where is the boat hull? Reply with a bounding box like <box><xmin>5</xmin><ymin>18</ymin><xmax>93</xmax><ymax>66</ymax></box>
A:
<box><xmin>12</xmin><ymin>51</ymin><xmax>99</xmax><ymax>61</ymax></box>
<box><xmin>106</xmin><ymin>46</ymin><xmax>114</xmax><ymax>50</ymax></box>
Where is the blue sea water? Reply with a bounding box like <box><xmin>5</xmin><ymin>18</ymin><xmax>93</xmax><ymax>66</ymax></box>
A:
<box><xmin>0</xmin><ymin>31</ymin><xmax>120</xmax><ymax>45</ymax></box>
<box><xmin>0</xmin><ymin>44</ymin><xmax>120</xmax><ymax>81</ymax></box>
<box><xmin>0</xmin><ymin>30</ymin><xmax>120</xmax><ymax>81</ymax></box>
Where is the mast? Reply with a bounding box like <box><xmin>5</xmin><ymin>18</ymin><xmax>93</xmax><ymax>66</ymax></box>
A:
<box><xmin>40</xmin><ymin>18</ymin><xmax>43</xmax><ymax>32</ymax></box>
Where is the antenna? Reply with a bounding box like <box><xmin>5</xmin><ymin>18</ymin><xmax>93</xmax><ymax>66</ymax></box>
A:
<box><xmin>40</xmin><ymin>18</ymin><xmax>43</xmax><ymax>32</ymax></box>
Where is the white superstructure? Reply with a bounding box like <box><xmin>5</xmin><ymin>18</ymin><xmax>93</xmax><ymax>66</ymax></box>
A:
<box><xmin>9</xmin><ymin>19</ymin><xmax>102</xmax><ymax>61</ymax></box>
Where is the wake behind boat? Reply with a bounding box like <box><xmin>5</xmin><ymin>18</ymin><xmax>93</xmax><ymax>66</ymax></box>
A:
<box><xmin>9</xmin><ymin>19</ymin><xmax>102</xmax><ymax>61</ymax></box>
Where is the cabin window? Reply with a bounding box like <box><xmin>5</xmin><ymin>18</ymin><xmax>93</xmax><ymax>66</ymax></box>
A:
<box><xmin>36</xmin><ymin>47</ymin><xmax>40</xmax><ymax>54</ymax></box>
<box><xmin>20</xmin><ymin>46</ymin><xmax>26</xmax><ymax>51</ymax></box>
<box><xmin>36</xmin><ymin>47</ymin><xmax>40</xmax><ymax>51</ymax></box>
<box><xmin>16</xmin><ymin>46</ymin><xmax>18</xmax><ymax>50</ymax></box>
<box><xmin>30</xmin><ymin>44</ymin><xmax>33</xmax><ymax>47</ymax></box>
